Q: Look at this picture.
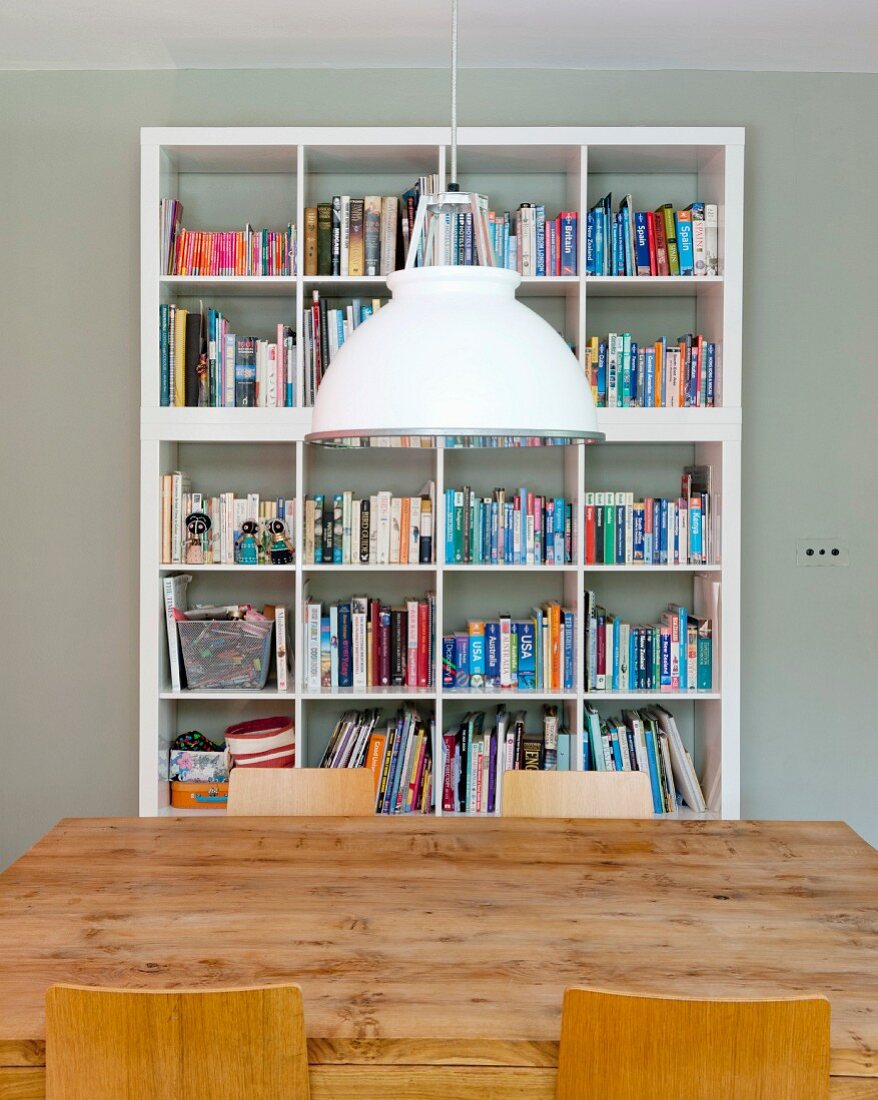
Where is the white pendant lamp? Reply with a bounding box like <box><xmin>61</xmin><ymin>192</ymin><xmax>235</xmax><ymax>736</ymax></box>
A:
<box><xmin>305</xmin><ymin>0</ymin><xmax>603</xmax><ymax>449</ymax></box>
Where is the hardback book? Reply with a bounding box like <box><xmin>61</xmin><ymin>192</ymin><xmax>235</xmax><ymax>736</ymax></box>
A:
<box><xmin>348</xmin><ymin>198</ymin><xmax>365</xmax><ymax>276</ymax></box>
<box><xmin>304</xmin><ymin>207</ymin><xmax>318</xmax><ymax>276</ymax></box>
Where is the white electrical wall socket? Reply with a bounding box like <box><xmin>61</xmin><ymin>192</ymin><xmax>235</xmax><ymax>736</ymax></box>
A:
<box><xmin>796</xmin><ymin>539</ymin><xmax>850</xmax><ymax>566</ymax></box>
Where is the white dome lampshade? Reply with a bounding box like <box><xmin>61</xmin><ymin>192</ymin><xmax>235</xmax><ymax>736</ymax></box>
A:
<box><xmin>305</xmin><ymin>265</ymin><xmax>604</xmax><ymax>448</ymax></box>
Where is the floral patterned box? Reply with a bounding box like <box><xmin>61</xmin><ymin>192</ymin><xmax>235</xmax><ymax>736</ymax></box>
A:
<box><xmin>168</xmin><ymin>750</ymin><xmax>228</xmax><ymax>783</ymax></box>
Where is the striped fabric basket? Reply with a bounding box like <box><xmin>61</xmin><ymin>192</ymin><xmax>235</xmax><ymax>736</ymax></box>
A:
<box><xmin>225</xmin><ymin>717</ymin><xmax>295</xmax><ymax>768</ymax></box>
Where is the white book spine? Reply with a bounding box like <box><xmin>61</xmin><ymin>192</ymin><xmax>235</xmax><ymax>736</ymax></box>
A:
<box><xmin>705</xmin><ymin>204</ymin><xmax>719</xmax><ymax>276</ymax></box>
<box><xmin>352</xmin><ymin>596</ymin><xmax>368</xmax><ymax>690</ymax></box>
<box><xmin>171</xmin><ymin>472</ymin><xmax>182</xmax><ymax>564</ymax></box>
<box><xmin>389</xmin><ymin>497</ymin><xmax>402</xmax><ymax>564</ymax></box>
<box><xmin>625</xmin><ymin>492</ymin><xmax>634</xmax><ymax>565</ymax></box>
<box><xmin>377</xmin><ymin>491</ymin><xmax>391</xmax><ymax>564</ymax></box>
<box><xmin>275</xmin><ymin>605</ymin><xmax>288</xmax><ymax>691</ymax></box>
<box><xmin>304</xmin><ymin>499</ymin><xmax>315</xmax><ymax>564</ymax></box>
<box><xmin>679</xmin><ymin>501</ymin><xmax>689</xmax><ymax>565</ymax></box>
<box><xmin>408</xmin><ymin>497</ymin><xmax>421</xmax><ymax>563</ymax></box>
<box><xmin>369</xmin><ymin>494</ymin><xmax>379</xmax><ymax>563</ymax></box>
<box><xmin>351</xmin><ymin>499</ymin><xmax>361</xmax><ymax>565</ymax></box>
<box><xmin>342</xmin><ymin>491</ymin><xmax>352</xmax><ymax>565</ymax></box>
<box><xmin>266</xmin><ymin>343</ymin><xmax>277</xmax><ymax>408</ymax></box>
<box><xmin>607</xmin><ymin>334</ymin><xmax>618</xmax><ymax>408</ymax></box>
<box><xmin>305</xmin><ymin>603</ymin><xmax>321</xmax><ymax>690</ymax></box>
<box><xmin>224</xmin><ymin>333</ymin><xmax>235</xmax><ymax>408</ymax></box>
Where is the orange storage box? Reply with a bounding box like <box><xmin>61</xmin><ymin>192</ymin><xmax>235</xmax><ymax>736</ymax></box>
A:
<box><xmin>170</xmin><ymin>780</ymin><xmax>229</xmax><ymax>810</ymax></box>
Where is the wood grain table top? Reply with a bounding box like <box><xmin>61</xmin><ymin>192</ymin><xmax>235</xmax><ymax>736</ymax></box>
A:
<box><xmin>1</xmin><ymin>816</ymin><xmax>877</xmax><ymax>1076</ymax></box>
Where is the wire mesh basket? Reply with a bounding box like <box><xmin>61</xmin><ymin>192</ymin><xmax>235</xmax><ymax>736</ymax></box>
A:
<box><xmin>177</xmin><ymin>618</ymin><xmax>274</xmax><ymax>690</ymax></box>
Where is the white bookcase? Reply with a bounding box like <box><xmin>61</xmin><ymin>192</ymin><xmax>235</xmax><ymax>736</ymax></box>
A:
<box><xmin>140</xmin><ymin>126</ymin><xmax>743</xmax><ymax>819</ymax></box>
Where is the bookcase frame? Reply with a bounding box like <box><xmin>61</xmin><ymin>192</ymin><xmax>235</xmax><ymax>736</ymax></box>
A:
<box><xmin>140</xmin><ymin>126</ymin><xmax>743</xmax><ymax>819</ymax></box>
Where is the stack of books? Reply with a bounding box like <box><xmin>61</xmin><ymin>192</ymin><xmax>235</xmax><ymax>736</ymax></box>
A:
<box><xmin>443</xmin><ymin>606</ymin><xmax>576</xmax><ymax>692</ymax></box>
<box><xmin>159</xmin><ymin>305</ymin><xmax>295</xmax><ymax>408</ymax></box>
<box><xmin>160</xmin><ymin>200</ymin><xmax>295</xmax><ymax>276</ymax></box>
<box><xmin>303</xmin><ymin>486</ymin><xmax>434</xmax><ymax>565</ymax></box>
<box><xmin>585</xmin><ymin>466</ymin><xmax>716</xmax><ymax>566</ymax></box>
<box><xmin>320</xmin><ymin>708</ymin><xmax>434</xmax><ymax>815</ymax></box>
<box><xmin>302</xmin><ymin>594</ymin><xmax>436</xmax><ymax>691</ymax></box>
<box><xmin>160</xmin><ymin>474</ymin><xmax>294</xmax><ymax>566</ymax></box>
<box><xmin>583</xmin><ymin>704</ymin><xmax>707</xmax><ymax>814</ymax></box>
<box><xmin>584</xmin><ymin>595</ymin><xmax>713</xmax><ymax>693</ymax></box>
<box><xmin>444</xmin><ymin>487</ymin><xmax>574</xmax><ymax>565</ymax></box>
<box><xmin>585</xmin><ymin>332</ymin><xmax>718</xmax><ymax>408</ymax></box>
<box><xmin>585</xmin><ymin>196</ymin><xmax>718</xmax><ymax>277</ymax></box>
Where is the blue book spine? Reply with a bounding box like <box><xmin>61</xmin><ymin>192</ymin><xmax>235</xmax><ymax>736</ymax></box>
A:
<box><xmin>557</xmin><ymin>733</ymin><xmax>570</xmax><ymax>772</ymax></box>
<box><xmin>636</xmin><ymin>628</ymin><xmax>647</xmax><ymax>690</ymax></box>
<box><xmin>312</xmin><ymin>494</ymin><xmax>324</xmax><ymax>563</ymax></box>
<box><xmin>644</xmin><ymin>347</ymin><xmax>655</xmax><ymax>409</ymax></box>
<box><xmin>614</xmin><ymin>214</ymin><xmax>624</xmax><ymax>275</ymax></box>
<box><xmin>610</xmin><ymin>729</ymin><xmax>623</xmax><ymax>770</ymax></box>
<box><xmin>612</xmin><ymin>622</ymin><xmax>620</xmax><ymax>691</ymax></box>
<box><xmin>444</xmin><ymin>489</ymin><xmax>454</xmax><ymax>562</ymax></box>
<box><xmin>629</xmin><ymin>630</ymin><xmax>637</xmax><ymax>691</ymax></box>
<box><xmin>676</xmin><ymin>214</ymin><xmax>694</xmax><ymax>275</ymax></box>
<box><xmin>706</xmin><ymin>343</ymin><xmax>716</xmax><ymax>406</ymax></box>
<box><xmin>691</xmin><ymin>503</ymin><xmax>702</xmax><ymax>562</ymax></box>
<box><xmin>582</xmin><ymin>730</ymin><xmax>592</xmax><ymax>771</ymax></box>
<box><xmin>553</xmin><ymin>498</ymin><xmax>565</xmax><ymax>563</ymax></box>
<box><xmin>337</xmin><ymin>603</ymin><xmax>352</xmax><ymax>687</ymax></box>
<box><xmin>453</xmin><ymin>634</ymin><xmax>469</xmax><ymax>687</ymax></box>
<box><xmin>468</xmin><ymin>627</ymin><xmax>485</xmax><ymax>684</ymax></box>
<box><xmin>535</xmin><ymin>205</ymin><xmax>546</xmax><ymax>277</ymax></box>
<box><xmin>481</xmin><ymin>501</ymin><xmax>491</xmax><ymax>565</ymax></box>
<box><xmin>585</xmin><ymin>210</ymin><xmax>595</xmax><ymax>275</ymax></box>
<box><xmin>485</xmin><ymin>621</ymin><xmax>500</xmax><ymax>686</ymax></box>
<box><xmin>159</xmin><ymin>305</ymin><xmax>170</xmax><ymax>406</ymax></box>
<box><xmin>490</xmin><ymin>502</ymin><xmax>499</xmax><ymax>564</ymax></box>
<box><xmin>633</xmin><ymin>507</ymin><xmax>644</xmax><ymax>561</ymax></box>
<box><xmin>360</xmin><ymin>303</ymin><xmax>373</xmax><ymax>322</ymax></box>
<box><xmin>560</xmin><ymin>212</ymin><xmax>577</xmax><ymax>276</ymax></box>
<box><xmin>698</xmin><ymin>634</ymin><xmax>713</xmax><ymax>691</ymax></box>
<box><xmin>624</xmin><ymin>206</ymin><xmax>635</xmax><ymax>275</ymax></box>
<box><xmin>504</xmin><ymin>503</ymin><xmax>513</xmax><ymax>563</ymax></box>
<box><xmin>380</xmin><ymin>727</ymin><xmax>402</xmax><ymax>814</ymax></box>
<box><xmin>634</xmin><ymin>212</ymin><xmax>650</xmax><ymax>274</ymax></box>
<box><xmin>634</xmin><ymin>345</ymin><xmax>643</xmax><ymax>406</ymax></box>
<box><xmin>593</xmin><ymin>207</ymin><xmax>604</xmax><ymax>276</ymax></box>
<box><xmin>516</xmin><ymin>621</ymin><xmax>536</xmax><ymax>688</ymax></box>
<box><xmin>597</xmin><ymin>341</ymin><xmax>608</xmax><ymax>405</ymax></box>
<box><xmin>387</xmin><ymin>720</ymin><xmax>409</xmax><ymax>814</ymax></box>
<box><xmin>644</xmin><ymin>731</ymin><xmax>664</xmax><ymax>812</ymax></box>
<box><xmin>659</xmin><ymin>498</ymin><xmax>668</xmax><ymax>564</ymax></box>
<box><xmin>621</xmin><ymin>333</ymin><xmax>632</xmax><ymax>407</ymax></box>
<box><xmin>563</xmin><ymin>611</ymin><xmax>575</xmax><ymax>690</ymax></box>
<box><xmin>442</xmin><ymin>635</ymin><xmax>456</xmax><ymax>687</ymax></box>
<box><xmin>660</xmin><ymin>630</ymin><xmax>671</xmax><ymax>688</ymax></box>
<box><xmin>336</xmin><ymin>311</ymin><xmax>345</xmax><ymax>349</ymax></box>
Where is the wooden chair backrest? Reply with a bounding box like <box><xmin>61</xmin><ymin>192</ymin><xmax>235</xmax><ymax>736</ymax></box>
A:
<box><xmin>46</xmin><ymin>983</ymin><xmax>310</xmax><ymax>1100</ymax></box>
<box><xmin>557</xmin><ymin>988</ymin><xmax>830</xmax><ymax>1100</ymax></box>
<box><xmin>501</xmin><ymin>770</ymin><xmax>653</xmax><ymax>818</ymax></box>
<box><xmin>227</xmin><ymin>766</ymin><xmax>375</xmax><ymax>816</ymax></box>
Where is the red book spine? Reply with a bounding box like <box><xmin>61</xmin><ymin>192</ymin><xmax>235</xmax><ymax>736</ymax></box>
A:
<box><xmin>369</xmin><ymin>600</ymin><xmax>380</xmax><ymax>686</ymax></box>
<box><xmin>378</xmin><ymin>608</ymin><xmax>391</xmax><ymax>686</ymax></box>
<box><xmin>417</xmin><ymin>601</ymin><xmax>429</xmax><ymax>687</ymax></box>
<box><xmin>442</xmin><ymin>733</ymin><xmax>456</xmax><ymax>812</ymax></box>
<box><xmin>555</xmin><ymin>218</ymin><xmax>562</xmax><ymax>275</ymax></box>
<box><xmin>585</xmin><ymin>503</ymin><xmax>596</xmax><ymax>564</ymax></box>
<box><xmin>653</xmin><ymin>212</ymin><xmax>669</xmax><ymax>276</ymax></box>
<box><xmin>695</xmin><ymin>335</ymin><xmax>704</xmax><ymax>406</ymax></box>
<box><xmin>409</xmin><ymin>735</ymin><xmax>428</xmax><ymax>813</ymax></box>
<box><xmin>646</xmin><ymin>211</ymin><xmax>657</xmax><ymax>275</ymax></box>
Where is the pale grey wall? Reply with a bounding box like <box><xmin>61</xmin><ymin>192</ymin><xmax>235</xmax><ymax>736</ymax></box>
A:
<box><xmin>1</xmin><ymin>69</ymin><xmax>876</xmax><ymax>866</ymax></box>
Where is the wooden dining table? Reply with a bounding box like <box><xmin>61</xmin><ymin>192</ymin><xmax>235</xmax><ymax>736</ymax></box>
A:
<box><xmin>1</xmin><ymin>816</ymin><xmax>877</xmax><ymax>1098</ymax></box>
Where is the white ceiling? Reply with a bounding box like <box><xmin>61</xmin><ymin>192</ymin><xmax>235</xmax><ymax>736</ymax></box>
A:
<box><xmin>2</xmin><ymin>0</ymin><xmax>877</xmax><ymax>73</ymax></box>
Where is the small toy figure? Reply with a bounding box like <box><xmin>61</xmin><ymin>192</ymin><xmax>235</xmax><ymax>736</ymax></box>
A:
<box><xmin>184</xmin><ymin>512</ymin><xmax>211</xmax><ymax>565</ymax></box>
<box><xmin>236</xmin><ymin>519</ymin><xmax>259</xmax><ymax>565</ymax></box>
<box><xmin>266</xmin><ymin>518</ymin><xmax>295</xmax><ymax>565</ymax></box>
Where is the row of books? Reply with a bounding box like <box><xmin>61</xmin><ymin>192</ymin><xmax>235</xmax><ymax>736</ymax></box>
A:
<box><xmin>585</xmin><ymin>466</ymin><xmax>715</xmax><ymax>566</ymax></box>
<box><xmin>442</xmin><ymin>606</ymin><xmax>576</xmax><ymax>692</ymax></box>
<box><xmin>583</xmin><ymin>704</ymin><xmax>706</xmax><ymax>812</ymax></box>
<box><xmin>444</xmin><ymin>487</ymin><xmax>574</xmax><ymax>565</ymax></box>
<box><xmin>160</xmin><ymin>474</ymin><xmax>295</xmax><ymax>565</ymax></box>
<box><xmin>585</xmin><ymin>196</ymin><xmax>718</xmax><ymax>277</ymax></box>
<box><xmin>304</xmin><ymin>176</ymin><xmax>436</xmax><ymax>277</ymax></box>
<box><xmin>302</xmin><ymin>595</ymin><xmax>436</xmax><ymax>691</ymax></box>
<box><xmin>159</xmin><ymin>304</ymin><xmax>296</xmax><ymax>408</ymax></box>
<box><xmin>302</xmin><ymin>291</ymin><xmax>384</xmax><ymax>406</ymax></box>
<box><xmin>585</xmin><ymin>333</ymin><xmax>718</xmax><ymax>409</ymax></box>
<box><xmin>303</xmin><ymin>488</ymin><xmax>435</xmax><ymax>565</ymax></box>
<box><xmin>426</xmin><ymin>205</ymin><xmax>579</xmax><ymax>275</ymax></box>
<box><xmin>585</xmin><ymin>595</ymin><xmax>713</xmax><ymax>693</ymax></box>
<box><xmin>319</xmin><ymin>708</ymin><xmax>434</xmax><ymax>815</ymax></box>
<box><xmin>160</xmin><ymin>200</ymin><xmax>296</xmax><ymax>277</ymax></box>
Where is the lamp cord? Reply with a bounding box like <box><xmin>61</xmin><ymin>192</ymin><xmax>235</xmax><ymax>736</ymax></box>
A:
<box><xmin>450</xmin><ymin>0</ymin><xmax>459</xmax><ymax>189</ymax></box>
